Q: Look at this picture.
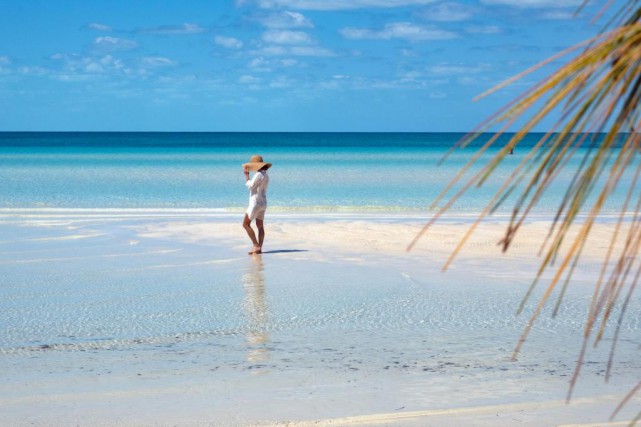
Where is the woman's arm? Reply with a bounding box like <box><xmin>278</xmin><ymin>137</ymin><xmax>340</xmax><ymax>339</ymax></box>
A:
<box><xmin>245</xmin><ymin>171</ymin><xmax>264</xmax><ymax>191</ymax></box>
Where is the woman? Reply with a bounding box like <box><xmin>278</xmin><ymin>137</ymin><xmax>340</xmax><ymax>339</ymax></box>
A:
<box><xmin>242</xmin><ymin>155</ymin><xmax>271</xmax><ymax>255</ymax></box>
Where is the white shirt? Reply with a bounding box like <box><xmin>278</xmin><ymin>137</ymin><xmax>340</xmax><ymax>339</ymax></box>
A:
<box><xmin>245</xmin><ymin>170</ymin><xmax>269</xmax><ymax>210</ymax></box>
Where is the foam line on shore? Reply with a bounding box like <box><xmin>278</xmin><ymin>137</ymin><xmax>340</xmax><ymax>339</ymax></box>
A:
<box><xmin>558</xmin><ymin>422</ymin><xmax>631</xmax><ymax>427</ymax></box>
<box><xmin>278</xmin><ymin>395</ymin><xmax>635</xmax><ymax>426</ymax></box>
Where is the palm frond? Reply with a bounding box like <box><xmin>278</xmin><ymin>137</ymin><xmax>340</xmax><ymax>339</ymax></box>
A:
<box><xmin>410</xmin><ymin>0</ymin><xmax>641</xmax><ymax>413</ymax></box>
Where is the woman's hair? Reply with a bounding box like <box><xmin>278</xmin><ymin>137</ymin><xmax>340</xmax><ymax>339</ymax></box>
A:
<box><xmin>259</xmin><ymin>165</ymin><xmax>270</xmax><ymax>171</ymax></box>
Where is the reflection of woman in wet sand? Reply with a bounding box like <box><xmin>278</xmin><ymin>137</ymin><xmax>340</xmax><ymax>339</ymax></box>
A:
<box><xmin>242</xmin><ymin>155</ymin><xmax>271</xmax><ymax>255</ymax></box>
<box><xmin>242</xmin><ymin>255</ymin><xmax>269</xmax><ymax>363</ymax></box>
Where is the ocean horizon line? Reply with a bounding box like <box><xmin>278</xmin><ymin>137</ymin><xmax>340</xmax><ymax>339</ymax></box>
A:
<box><xmin>0</xmin><ymin>130</ymin><xmax>611</xmax><ymax>135</ymax></box>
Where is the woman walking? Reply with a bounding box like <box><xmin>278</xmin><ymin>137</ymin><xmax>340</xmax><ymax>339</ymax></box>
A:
<box><xmin>242</xmin><ymin>155</ymin><xmax>271</xmax><ymax>255</ymax></box>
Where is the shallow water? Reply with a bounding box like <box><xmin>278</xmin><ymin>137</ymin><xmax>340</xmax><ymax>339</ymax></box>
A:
<box><xmin>2</xmin><ymin>213</ymin><xmax>641</xmax><ymax>425</ymax></box>
<box><xmin>2</xmin><ymin>214</ymin><xmax>639</xmax><ymax>359</ymax></box>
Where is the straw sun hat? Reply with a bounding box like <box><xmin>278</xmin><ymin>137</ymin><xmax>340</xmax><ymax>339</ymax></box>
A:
<box><xmin>243</xmin><ymin>155</ymin><xmax>272</xmax><ymax>171</ymax></box>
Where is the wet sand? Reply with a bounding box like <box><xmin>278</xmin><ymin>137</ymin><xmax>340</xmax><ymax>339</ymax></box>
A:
<box><xmin>1</xmin><ymin>211</ymin><xmax>640</xmax><ymax>426</ymax></box>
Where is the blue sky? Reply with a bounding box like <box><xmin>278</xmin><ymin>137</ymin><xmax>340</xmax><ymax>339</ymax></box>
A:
<box><xmin>0</xmin><ymin>0</ymin><xmax>615</xmax><ymax>131</ymax></box>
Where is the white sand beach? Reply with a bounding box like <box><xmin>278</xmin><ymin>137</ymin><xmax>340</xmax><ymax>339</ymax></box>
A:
<box><xmin>1</xmin><ymin>211</ymin><xmax>640</xmax><ymax>426</ymax></box>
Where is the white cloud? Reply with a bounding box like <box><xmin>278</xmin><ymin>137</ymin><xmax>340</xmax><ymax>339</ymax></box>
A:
<box><xmin>50</xmin><ymin>53</ymin><xmax>71</xmax><ymax>62</ymax></box>
<box><xmin>289</xmin><ymin>46</ymin><xmax>334</xmax><ymax>56</ymax></box>
<box><xmin>466</xmin><ymin>25</ymin><xmax>501</xmax><ymax>34</ymax></box>
<box><xmin>92</xmin><ymin>36</ymin><xmax>138</xmax><ymax>51</ymax></box>
<box><xmin>541</xmin><ymin>10</ymin><xmax>575</xmax><ymax>19</ymax></box>
<box><xmin>239</xmin><ymin>75</ymin><xmax>262</xmax><ymax>84</ymax></box>
<box><xmin>0</xmin><ymin>55</ymin><xmax>10</xmax><ymax>65</ymax></box>
<box><xmin>86</xmin><ymin>55</ymin><xmax>126</xmax><ymax>74</ymax></box>
<box><xmin>340</xmin><ymin>22</ymin><xmax>457</xmax><ymax>41</ymax></box>
<box><xmin>397</xmin><ymin>71</ymin><xmax>421</xmax><ymax>83</ymax></box>
<box><xmin>55</xmin><ymin>74</ymin><xmax>97</xmax><ymax>82</ymax></box>
<box><xmin>51</xmin><ymin>54</ymin><xmax>128</xmax><ymax>76</ymax></box>
<box><xmin>248</xmin><ymin>57</ymin><xmax>299</xmax><ymax>72</ymax></box>
<box><xmin>49</xmin><ymin>54</ymin><xmax>176</xmax><ymax>80</ymax></box>
<box><xmin>426</xmin><ymin>62</ymin><xmax>492</xmax><ymax>75</ymax></box>
<box><xmin>319</xmin><ymin>79</ymin><xmax>341</xmax><ymax>89</ymax></box>
<box><xmin>140</xmin><ymin>57</ymin><xmax>177</xmax><ymax>67</ymax></box>
<box><xmin>18</xmin><ymin>66</ymin><xmax>48</xmax><ymax>76</ymax></box>
<box><xmin>215</xmin><ymin>35</ymin><xmax>244</xmax><ymax>49</ymax></box>
<box><xmin>458</xmin><ymin>76</ymin><xmax>484</xmax><ymax>85</ymax></box>
<box><xmin>84</xmin><ymin>62</ymin><xmax>104</xmax><ymax>73</ymax></box>
<box><xmin>470</xmin><ymin>43</ymin><xmax>540</xmax><ymax>53</ymax></box>
<box><xmin>269</xmin><ymin>76</ymin><xmax>294</xmax><ymax>88</ymax></box>
<box><xmin>139</xmin><ymin>23</ymin><xmax>205</xmax><ymax>35</ymax></box>
<box><xmin>262</xmin><ymin>30</ymin><xmax>313</xmax><ymax>45</ymax></box>
<box><xmin>248</xmin><ymin>57</ymin><xmax>272</xmax><ymax>71</ymax></box>
<box><xmin>260</xmin><ymin>11</ymin><xmax>314</xmax><ymax>28</ymax></box>
<box><xmin>254</xmin><ymin>45</ymin><xmax>335</xmax><ymax>56</ymax></box>
<box><xmin>481</xmin><ymin>0</ymin><xmax>581</xmax><ymax>7</ymax></box>
<box><xmin>419</xmin><ymin>3</ymin><xmax>472</xmax><ymax>22</ymax></box>
<box><xmin>400</xmin><ymin>49</ymin><xmax>417</xmax><ymax>57</ymax></box>
<box><xmin>87</xmin><ymin>23</ymin><xmax>112</xmax><ymax>32</ymax></box>
<box><xmin>253</xmin><ymin>0</ymin><xmax>437</xmax><ymax>10</ymax></box>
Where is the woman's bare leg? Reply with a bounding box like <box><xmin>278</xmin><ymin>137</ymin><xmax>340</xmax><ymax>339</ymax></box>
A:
<box><xmin>256</xmin><ymin>218</ymin><xmax>265</xmax><ymax>252</ymax></box>
<box><xmin>243</xmin><ymin>214</ymin><xmax>260</xmax><ymax>253</ymax></box>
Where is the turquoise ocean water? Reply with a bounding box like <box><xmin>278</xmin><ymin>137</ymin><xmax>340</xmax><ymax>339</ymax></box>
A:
<box><xmin>0</xmin><ymin>132</ymin><xmax>635</xmax><ymax>214</ymax></box>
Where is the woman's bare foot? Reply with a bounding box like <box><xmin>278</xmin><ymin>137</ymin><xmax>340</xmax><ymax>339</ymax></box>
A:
<box><xmin>248</xmin><ymin>246</ymin><xmax>261</xmax><ymax>255</ymax></box>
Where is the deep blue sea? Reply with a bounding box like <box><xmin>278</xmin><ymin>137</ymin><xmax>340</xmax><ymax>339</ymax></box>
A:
<box><xmin>0</xmin><ymin>132</ymin><xmax>634</xmax><ymax>214</ymax></box>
